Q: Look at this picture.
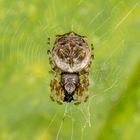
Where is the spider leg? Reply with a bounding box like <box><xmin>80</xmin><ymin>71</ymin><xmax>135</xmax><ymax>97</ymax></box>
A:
<box><xmin>50</xmin><ymin>79</ymin><xmax>63</xmax><ymax>104</ymax></box>
<box><xmin>48</xmin><ymin>45</ymin><xmax>62</xmax><ymax>104</ymax></box>
<box><xmin>55</xmin><ymin>82</ymin><xmax>64</xmax><ymax>104</ymax></box>
<box><xmin>50</xmin><ymin>79</ymin><xmax>57</xmax><ymax>101</ymax></box>
<box><xmin>89</xmin><ymin>43</ymin><xmax>94</xmax><ymax>67</ymax></box>
<box><xmin>47</xmin><ymin>37</ymin><xmax>51</xmax><ymax>57</ymax></box>
<box><xmin>82</xmin><ymin>74</ymin><xmax>89</xmax><ymax>102</ymax></box>
<box><xmin>74</xmin><ymin>72</ymin><xmax>89</xmax><ymax>104</ymax></box>
<box><xmin>47</xmin><ymin>37</ymin><xmax>50</xmax><ymax>45</ymax></box>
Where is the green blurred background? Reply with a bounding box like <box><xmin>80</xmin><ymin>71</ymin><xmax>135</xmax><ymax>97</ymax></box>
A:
<box><xmin>0</xmin><ymin>0</ymin><xmax>140</xmax><ymax>140</ymax></box>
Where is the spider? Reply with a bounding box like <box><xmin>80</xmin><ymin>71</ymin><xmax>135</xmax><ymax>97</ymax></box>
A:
<box><xmin>47</xmin><ymin>31</ymin><xmax>94</xmax><ymax>104</ymax></box>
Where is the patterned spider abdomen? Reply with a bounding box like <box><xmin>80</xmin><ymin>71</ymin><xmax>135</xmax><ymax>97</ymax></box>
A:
<box><xmin>52</xmin><ymin>32</ymin><xmax>90</xmax><ymax>72</ymax></box>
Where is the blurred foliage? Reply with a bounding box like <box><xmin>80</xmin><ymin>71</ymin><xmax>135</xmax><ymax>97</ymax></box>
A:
<box><xmin>0</xmin><ymin>0</ymin><xmax>140</xmax><ymax>140</ymax></box>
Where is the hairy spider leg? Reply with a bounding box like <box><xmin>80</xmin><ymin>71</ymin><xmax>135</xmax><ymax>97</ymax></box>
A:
<box><xmin>50</xmin><ymin>79</ymin><xmax>63</xmax><ymax>104</ymax></box>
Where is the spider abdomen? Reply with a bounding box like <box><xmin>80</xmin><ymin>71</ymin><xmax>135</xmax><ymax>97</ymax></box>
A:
<box><xmin>52</xmin><ymin>32</ymin><xmax>90</xmax><ymax>72</ymax></box>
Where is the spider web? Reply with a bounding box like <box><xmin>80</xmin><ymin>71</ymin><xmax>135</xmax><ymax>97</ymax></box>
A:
<box><xmin>0</xmin><ymin>0</ymin><xmax>139</xmax><ymax>140</ymax></box>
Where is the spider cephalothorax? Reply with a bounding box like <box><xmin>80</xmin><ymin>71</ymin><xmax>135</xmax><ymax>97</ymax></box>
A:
<box><xmin>61</xmin><ymin>73</ymin><xmax>79</xmax><ymax>102</ymax></box>
<box><xmin>48</xmin><ymin>31</ymin><xmax>94</xmax><ymax>104</ymax></box>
